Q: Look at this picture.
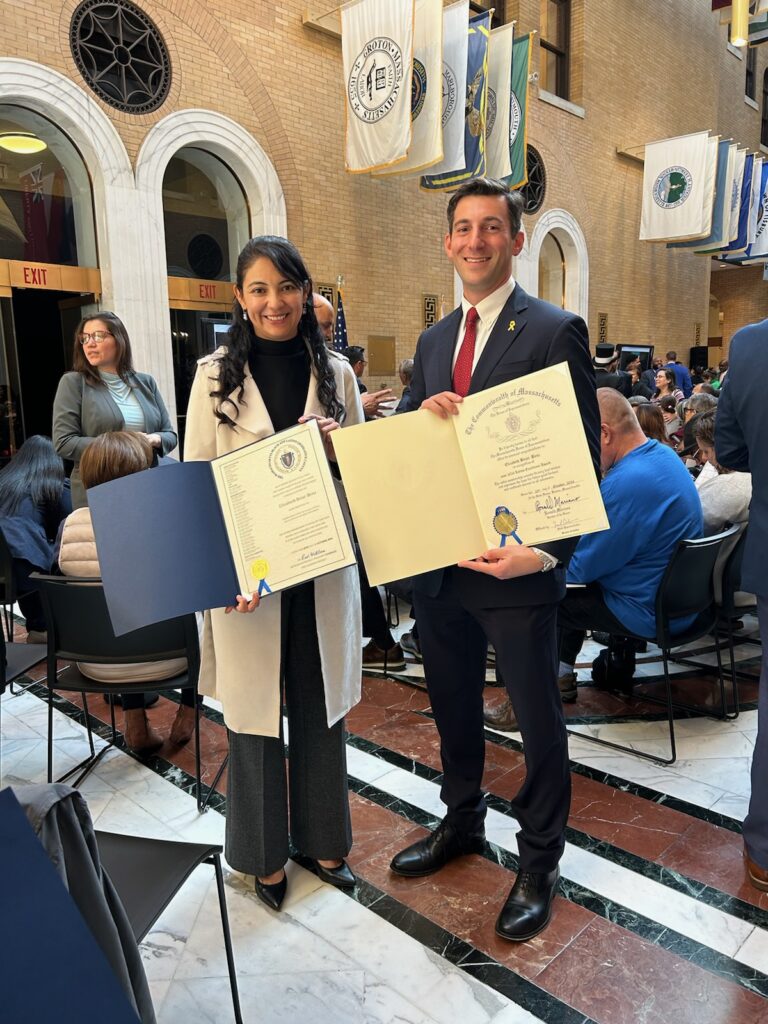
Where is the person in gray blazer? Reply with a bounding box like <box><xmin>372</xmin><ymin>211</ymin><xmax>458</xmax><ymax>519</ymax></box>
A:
<box><xmin>52</xmin><ymin>311</ymin><xmax>177</xmax><ymax>508</ymax></box>
<box><xmin>715</xmin><ymin>317</ymin><xmax>768</xmax><ymax>893</ymax></box>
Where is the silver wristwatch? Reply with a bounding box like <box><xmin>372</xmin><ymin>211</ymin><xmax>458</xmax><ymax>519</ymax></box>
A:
<box><xmin>530</xmin><ymin>547</ymin><xmax>558</xmax><ymax>572</ymax></box>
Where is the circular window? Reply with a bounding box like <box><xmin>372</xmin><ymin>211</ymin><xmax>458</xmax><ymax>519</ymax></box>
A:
<box><xmin>520</xmin><ymin>146</ymin><xmax>546</xmax><ymax>215</ymax></box>
<box><xmin>187</xmin><ymin>234</ymin><xmax>224</xmax><ymax>280</ymax></box>
<box><xmin>70</xmin><ymin>0</ymin><xmax>172</xmax><ymax>114</ymax></box>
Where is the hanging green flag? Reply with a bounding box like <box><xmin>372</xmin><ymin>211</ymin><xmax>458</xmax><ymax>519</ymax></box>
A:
<box><xmin>420</xmin><ymin>9</ymin><xmax>491</xmax><ymax>191</ymax></box>
<box><xmin>504</xmin><ymin>32</ymin><xmax>532</xmax><ymax>191</ymax></box>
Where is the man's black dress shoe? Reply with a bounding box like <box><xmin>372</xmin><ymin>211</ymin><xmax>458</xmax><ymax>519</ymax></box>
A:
<box><xmin>390</xmin><ymin>820</ymin><xmax>486</xmax><ymax>877</ymax></box>
<box><xmin>496</xmin><ymin>867</ymin><xmax>560</xmax><ymax>941</ymax></box>
<box><xmin>255</xmin><ymin>872</ymin><xmax>287</xmax><ymax>911</ymax></box>
<box><xmin>314</xmin><ymin>859</ymin><xmax>356</xmax><ymax>890</ymax></box>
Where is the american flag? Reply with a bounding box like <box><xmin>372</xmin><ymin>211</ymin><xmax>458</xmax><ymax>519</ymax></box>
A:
<box><xmin>333</xmin><ymin>290</ymin><xmax>348</xmax><ymax>352</ymax></box>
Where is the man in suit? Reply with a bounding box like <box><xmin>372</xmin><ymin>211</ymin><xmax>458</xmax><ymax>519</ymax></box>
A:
<box><xmin>715</xmin><ymin>318</ymin><xmax>768</xmax><ymax>892</ymax></box>
<box><xmin>390</xmin><ymin>178</ymin><xmax>600</xmax><ymax>941</ymax></box>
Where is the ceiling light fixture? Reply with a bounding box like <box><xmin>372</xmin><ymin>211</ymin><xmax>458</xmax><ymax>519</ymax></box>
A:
<box><xmin>0</xmin><ymin>132</ymin><xmax>47</xmax><ymax>155</ymax></box>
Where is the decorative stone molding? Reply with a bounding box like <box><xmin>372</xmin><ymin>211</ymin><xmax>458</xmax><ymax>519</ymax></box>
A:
<box><xmin>518</xmin><ymin>208</ymin><xmax>589</xmax><ymax>319</ymax></box>
<box><xmin>133</xmin><ymin>109</ymin><xmax>287</xmax><ymax>410</ymax></box>
<box><xmin>0</xmin><ymin>60</ymin><xmax>154</xmax><ymax>380</ymax></box>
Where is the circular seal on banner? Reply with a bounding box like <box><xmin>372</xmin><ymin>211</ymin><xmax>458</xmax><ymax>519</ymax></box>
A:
<box><xmin>442</xmin><ymin>62</ymin><xmax>457</xmax><ymax>126</ymax></box>
<box><xmin>486</xmin><ymin>87</ymin><xmax>498</xmax><ymax>137</ymax></box>
<box><xmin>509</xmin><ymin>92</ymin><xmax>522</xmax><ymax>145</ymax></box>
<box><xmin>756</xmin><ymin>198</ymin><xmax>767</xmax><ymax>237</ymax></box>
<box><xmin>652</xmin><ymin>166</ymin><xmax>693</xmax><ymax>209</ymax></box>
<box><xmin>269</xmin><ymin>439</ymin><xmax>306</xmax><ymax>478</ymax></box>
<box><xmin>411</xmin><ymin>57</ymin><xmax>427</xmax><ymax>119</ymax></box>
<box><xmin>348</xmin><ymin>37</ymin><xmax>404</xmax><ymax>122</ymax></box>
<box><xmin>251</xmin><ymin>558</ymin><xmax>269</xmax><ymax>582</ymax></box>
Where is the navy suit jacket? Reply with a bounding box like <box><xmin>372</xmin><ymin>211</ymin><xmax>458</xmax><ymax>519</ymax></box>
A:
<box><xmin>407</xmin><ymin>284</ymin><xmax>601</xmax><ymax>607</ymax></box>
<box><xmin>715</xmin><ymin>318</ymin><xmax>768</xmax><ymax>597</ymax></box>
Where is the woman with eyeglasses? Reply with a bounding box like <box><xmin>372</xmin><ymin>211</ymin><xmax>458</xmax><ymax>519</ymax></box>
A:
<box><xmin>52</xmin><ymin>311</ymin><xmax>177</xmax><ymax>509</ymax></box>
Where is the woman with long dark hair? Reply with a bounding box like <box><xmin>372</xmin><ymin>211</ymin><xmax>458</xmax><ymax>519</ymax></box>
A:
<box><xmin>52</xmin><ymin>311</ymin><xmax>176</xmax><ymax>508</ymax></box>
<box><xmin>651</xmin><ymin>367</ymin><xmax>684</xmax><ymax>404</ymax></box>
<box><xmin>184</xmin><ymin>236</ymin><xmax>363</xmax><ymax>911</ymax></box>
<box><xmin>0</xmin><ymin>435</ymin><xmax>69</xmax><ymax>640</ymax></box>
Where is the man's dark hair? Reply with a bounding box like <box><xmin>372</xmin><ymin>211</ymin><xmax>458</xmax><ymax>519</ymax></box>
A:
<box><xmin>666</xmin><ymin>350</ymin><xmax>677</xmax><ymax>361</ymax></box>
<box><xmin>446</xmin><ymin>177</ymin><xmax>524</xmax><ymax>236</ymax></box>
<box><xmin>342</xmin><ymin>345</ymin><xmax>365</xmax><ymax>366</ymax></box>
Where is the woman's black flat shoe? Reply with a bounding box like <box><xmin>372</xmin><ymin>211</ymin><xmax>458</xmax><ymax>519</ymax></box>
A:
<box><xmin>314</xmin><ymin>859</ymin><xmax>356</xmax><ymax>890</ymax></box>
<box><xmin>255</xmin><ymin>872</ymin><xmax>287</xmax><ymax>911</ymax></box>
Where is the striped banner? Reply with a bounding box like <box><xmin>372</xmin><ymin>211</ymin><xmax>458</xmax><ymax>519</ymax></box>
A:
<box><xmin>420</xmin><ymin>9</ymin><xmax>492</xmax><ymax>191</ymax></box>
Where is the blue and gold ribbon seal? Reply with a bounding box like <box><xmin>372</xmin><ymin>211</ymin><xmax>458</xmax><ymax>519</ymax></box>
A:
<box><xmin>251</xmin><ymin>558</ymin><xmax>272</xmax><ymax>596</ymax></box>
<box><xmin>492</xmin><ymin>506</ymin><xmax>522</xmax><ymax>547</ymax></box>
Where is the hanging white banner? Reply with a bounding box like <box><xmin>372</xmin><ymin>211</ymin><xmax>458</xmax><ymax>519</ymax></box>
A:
<box><xmin>374</xmin><ymin>0</ymin><xmax>443</xmax><ymax>177</ymax></box>
<box><xmin>420</xmin><ymin>0</ymin><xmax>469</xmax><ymax>177</ymax></box>
<box><xmin>342</xmin><ymin>0</ymin><xmax>415</xmax><ymax>173</ymax></box>
<box><xmin>640</xmin><ymin>132</ymin><xmax>717</xmax><ymax>241</ymax></box>
<box><xmin>485</xmin><ymin>23</ymin><xmax>514</xmax><ymax>180</ymax></box>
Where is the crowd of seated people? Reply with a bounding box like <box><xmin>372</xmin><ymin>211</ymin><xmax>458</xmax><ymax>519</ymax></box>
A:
<box><xmin>481</xmin><ymin>349</ymin><xmax>752</xmax><ymax>722</ymax></box>
<box><xmin>485</xmin><ymin>388</ymin><xmax>704</xmax><ymax>728</ymax></box>
<box><xmin>0</xmin><ymin>336</ymin><xmax>750</xmax><ymax>742</ymax></box>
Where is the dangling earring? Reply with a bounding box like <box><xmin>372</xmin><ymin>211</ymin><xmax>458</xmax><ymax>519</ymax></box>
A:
<box><xmin>241</xmin><ymin>308</ymin><xmax>248</xmax><ymax>321</ymax></box>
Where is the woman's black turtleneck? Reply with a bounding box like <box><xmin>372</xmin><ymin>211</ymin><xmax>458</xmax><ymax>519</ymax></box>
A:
<box><xmin>247</xmin><ymin>333</ymin><xmax>310</xmax><ymax>433</ymax></box>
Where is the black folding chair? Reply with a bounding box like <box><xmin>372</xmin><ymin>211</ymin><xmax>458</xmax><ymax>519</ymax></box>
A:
<box><xmin>0</xmin><ymin>626</ymin><xmax>46</xmax><ymax>783</ymax></box>
<box><xmin>0</xmin><ymin>526</ymin><xmax>19</xmax><ymax>642</ymax></box>
<box><xmin>568</xmin><ymin>524</ymin><xmax>740</xmax><ymax>765</ymax></box>
<box><xmin>96</xmin><ymin>830</ymin><xmax>242</xmax><ymax>1024</ymax></box>
<box><xmin>33</xmin><ymin>574</ymin><xmax>205</xmax><ymax>808</ymax></box>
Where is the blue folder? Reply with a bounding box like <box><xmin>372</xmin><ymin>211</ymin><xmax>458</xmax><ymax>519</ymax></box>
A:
<box><xmin>0</xmin><ymin>788</ymin><xmax>141</xmax><ymax>1023</ymax></box>
<box><xmin>88</xmin><ymin>459</ymin><xmax>240</xmax><ymax>636</ymax></box>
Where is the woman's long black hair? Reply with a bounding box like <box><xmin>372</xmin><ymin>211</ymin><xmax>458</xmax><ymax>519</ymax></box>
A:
<box><xmin>211</xmin><ymin>236</ymin><xmax>343</xmax><ymax>427</ymax></box>
<box><xmin>0</xmin><ymin>435</ymin><xmax>65</xmax><ymax>517</ymax></box>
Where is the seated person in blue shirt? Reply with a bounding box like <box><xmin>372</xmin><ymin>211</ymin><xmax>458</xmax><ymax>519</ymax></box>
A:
<box><xmin>485</xmin><ymin>389</ymin><xmax>703</xmax><ymax>728</ymax></box>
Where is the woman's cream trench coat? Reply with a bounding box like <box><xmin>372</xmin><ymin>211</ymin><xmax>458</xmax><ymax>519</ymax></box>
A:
<box><xmin>184</xmin><ymin>345</ymin><xmax>364</xmax><ymax>737</ymax></box>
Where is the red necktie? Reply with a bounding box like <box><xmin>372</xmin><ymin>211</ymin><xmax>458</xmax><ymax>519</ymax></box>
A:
<box><xmin>452</xmin><ymin>306</ymin><xmax>479</xmax><ymax>397</ymax></box>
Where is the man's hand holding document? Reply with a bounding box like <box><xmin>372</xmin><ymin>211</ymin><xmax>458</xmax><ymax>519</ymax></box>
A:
<box><xmin>332</xmin><ymin>362</ymin><xmax>609</xmax><ymax>586</ymax></box>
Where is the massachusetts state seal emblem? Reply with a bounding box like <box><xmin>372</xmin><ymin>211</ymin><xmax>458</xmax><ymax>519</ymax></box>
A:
<box><xmin>652</xmin><ymin>166</ymin><xmax>693</xmax><ymax>209</ymax></box>
<box><xmin>348</xmin><ymin>37</ymin><xmax>405</xmax><ymax>123</ymax></box>
<box><xmin>269</xmin><ymin>439</ymin><xmax>306</xmax><ymax>478</ymax></box>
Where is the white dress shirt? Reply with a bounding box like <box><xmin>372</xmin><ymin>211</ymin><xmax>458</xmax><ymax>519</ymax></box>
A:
<box><xmin>451</xmin><ymin>276</ymin><xmax>517</xmax><ymax>374</ymax></box>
